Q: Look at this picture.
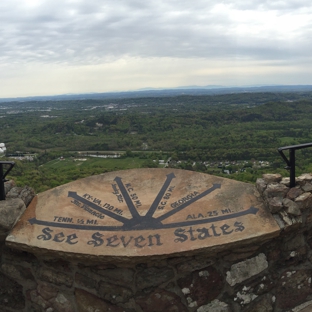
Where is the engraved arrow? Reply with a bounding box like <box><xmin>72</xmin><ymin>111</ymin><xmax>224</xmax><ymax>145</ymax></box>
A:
<box><xmin>158</xmin><ymin>206</ymin><xmax>259</xmax><ymax>228</ymax></box>
<box><xmin>68</xmin><ymin>191</ymin><xmax>129</xmax><ymax>224</ymax></box>
<box><xmin>28</xmin><ymin>206</ymin><xmax>258</xmax><ymax>231</ymax></box>
<box><xmin>156</xmin><ymin>183</ymin><xmax>221</xmax><ymax>222</ymax></box>
<box><xmin>145</xmin><ymin>172</ymin><xmax>176</xmax><ymax>218</ymax></box>
<box><xmin>114</xmin><ymin>176</ymin><xmax>141</xmax><ymax>220</ymax></box>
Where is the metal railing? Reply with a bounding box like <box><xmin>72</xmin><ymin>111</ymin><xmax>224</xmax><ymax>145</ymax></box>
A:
<box><xmin>278</xmin><ymin>142</ymin><xmax>312</xmax><ymax>188</ymax></box>
<box><xmin>0</xmin><ymin>161</ymin><xmax>15</xmax><ymax>200</ymax></box>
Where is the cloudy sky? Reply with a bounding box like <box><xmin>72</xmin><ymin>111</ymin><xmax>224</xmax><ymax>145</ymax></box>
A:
<box><xmin>0</xmin><ymin>0</ymin><xmax>312</xmax><ymax>98</ymax></box>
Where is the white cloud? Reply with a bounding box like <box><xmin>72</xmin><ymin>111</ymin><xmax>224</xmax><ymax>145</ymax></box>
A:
<box><xmin>0</xmin><ymin>0</ymin><xmax>312</xmax><ymax>97</ymax></box>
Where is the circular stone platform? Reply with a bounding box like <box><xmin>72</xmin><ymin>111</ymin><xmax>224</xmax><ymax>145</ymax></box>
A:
<box><xmin>6</xmin><ymin>169</ymin><xmax>280</xmax><ymax>261</ymax></box>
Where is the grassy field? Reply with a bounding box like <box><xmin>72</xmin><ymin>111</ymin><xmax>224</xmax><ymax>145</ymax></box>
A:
<box><xmin>10</xmin><ymin>156</ymin><xmax>162</xmax><ymax>193</ymax></box>
<box><xmin>42</xmin><ymin>157</ymin><xmax>150</xmax><ymax>171</ymax></box>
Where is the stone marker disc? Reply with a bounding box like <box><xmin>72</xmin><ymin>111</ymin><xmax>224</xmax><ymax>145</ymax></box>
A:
<box><xmin>6</xmin><ymin>169</ymin><xmax>280</xmax><ymax>261</ymax></box>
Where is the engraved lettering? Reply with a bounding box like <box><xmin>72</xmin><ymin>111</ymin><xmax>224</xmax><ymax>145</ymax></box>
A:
<box><xmin>171</xmin><ymin>191</ymin><xmax>199</xmax><ymax>208</ymax></box>
<box><xmin>37</xmin><ymin>227</ymin><xmax>53</xmax><ymax>241</ymax></box>
<box><xmin>87</xmin><ymin>232</ymin><xmax>104</xmax><ymax>247</ymax></box>
<box><xmin>197</xmin><ymin>228</ymin><xmax>212</xmax><ymax>239</ymax></box>
<box><xmin>53</xmin><ymin>232</ymin><xmax>65</xmax><ymax>242</ymax></box>
<box><xmin>93</xmin><ymin>198</ymin><xmax>101</xmax><ymax>205</ymax></box>
<box><xmin>120</xmin><ymin>236</ymin><xmax>133</xmax><ymax>247</ymax></box>
<box><xmin>220</xmin><ymin>224</ymin><xmax>233</xmax><ymax>235</ymax></box>
<box><xmin>114</xmin><ymin>208</ymin><xmax>123</xmax><ymax>215</ymax></box>
<box><xmin>234</xmin><ymin>221</ymin><xmax>245</xmax><ymax>232</ymax></box>
<box><xmin>72</xmin><ymin>200</ymin><xmax>105</xmax><ymax>219</ymax></box>
<box><xmin>116</xmin><ymin>194</ymin><xmax>124</xmax><ymax>203</ymax></box>
<box><xmin>186</xmin><ymin>227</ymin><xmax>197</xmax><ymax>241</ymax></box>
<box><xmin>106</xmin><ymin>235</ymin><xmax>120</xmax><ymax>247</ymax></box>
<box><xmin>134</xmin><ymin>235</ymin><xmax>146</xmax><ymax>248</ymax></box>
<box><xmin>174</xmin><ymin>222</ymin><xmax>243</xmax><ymax>243</ymax></box>
<box><xmin>86</xmin><ymin>219</ymin><xmax>97</xmax><ymax>225</ymax></box>
<box><xmin>66</xmin><ymin>233</ymin><xmax>78</xmax><ymax>245</ymax></box>
<box><xmin>147</xmin><ymin>234</ymin><xmax>163</xmax><ymax>246</ymax></box>
<box><xmin>210</xmin><ymin>224</ymin><xmax>221</xmax><ymax>237</ymax></box>
<box><xmin>174</xmin><ymin>228</ymin><xmax>188</xmax><ymax>243</ymax></box>
<box><xmin>53</xmin><ymin>216</ymin><xmax>73</xmax><ymax>223</ymax></box>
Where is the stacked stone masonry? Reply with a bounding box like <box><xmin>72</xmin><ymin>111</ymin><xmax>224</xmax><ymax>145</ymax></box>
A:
<box><xmin>1</xmin><ymin>174</ymin><xmax>312</xmax><ymax>311</ymax></box>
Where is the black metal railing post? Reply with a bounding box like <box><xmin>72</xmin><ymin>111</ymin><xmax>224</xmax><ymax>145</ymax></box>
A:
<box><xmin>0</xmin><ymin>161</ymin><xmax>15</xmax><ymax>200</ymax></box>
<box><xmin>278</xmin><ymin>142</ymin><xmax>312</xmax><ymax>188</ymax></box>
<box><xmin>0</xmin><ymin>164</ymin><xmax>4</xmax><ymax>200</ymax></box>
<box><xmin>289</xmin><ymin>148</ymin><xmax>295</xmax><ymax>187</ymax></box>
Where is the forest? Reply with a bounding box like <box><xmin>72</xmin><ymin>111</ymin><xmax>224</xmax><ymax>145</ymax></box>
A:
<box><xmin>1</xmin><ymin>91</ymin><xmax>312</xmax><ymax>192</ymax></box>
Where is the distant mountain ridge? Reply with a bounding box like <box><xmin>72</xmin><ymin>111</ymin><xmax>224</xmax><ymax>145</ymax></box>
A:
<box><xmin>1</xmin><ymin>85</ymin><xmax>312</xmax><ymax>103</ymax></box>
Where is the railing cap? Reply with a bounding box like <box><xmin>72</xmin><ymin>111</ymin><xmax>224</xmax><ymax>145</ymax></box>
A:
<box><xmin>278</xmin><ymin>142</ymin><xmax>312</xmax><ymax>152</ymax></box>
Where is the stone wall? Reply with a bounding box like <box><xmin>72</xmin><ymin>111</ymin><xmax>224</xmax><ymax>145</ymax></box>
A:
<box><xmin>1</xmin><ymin>174</ymin><xmax>312</xmax><ymax>312</ymax></box>
<box><xmin>0</xmin><ymin>181</ymin><xmax>34</xmax><ymax>242</ymax></box>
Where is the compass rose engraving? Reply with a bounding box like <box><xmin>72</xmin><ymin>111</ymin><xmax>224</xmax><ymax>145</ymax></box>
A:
<box><xmin>8</xmin><ymin>168</ymin><xmax>281</xmax><ymax>259</ymax></box>
<box><xmin>28</xmin><ymin>172</ymin><xmax>259</xmax><ymax>231</ymax></box>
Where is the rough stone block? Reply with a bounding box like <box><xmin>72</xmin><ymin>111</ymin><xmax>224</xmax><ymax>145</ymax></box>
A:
<box><xmin>242</xmin><ymin>294</ymin><xmax>273</xmax><ymax>312</ymax></box>
<box><xmin>277</xmin><ymin>215</ymin><xmax>301</xmax><ymax>232</ymax></box>
<box><xmin>0</xmin><ymin>198</ymin><xmax>25</xmax><ymax>234</ymax></box>
<box><xmin>75</xmin><ymin>272</ymin><xmax>98</xmax><ymax>290</ymax></box>
<box><xmin>283</xmin><ymin>233</ymin><xmax>305</xmax><ymax>251</ymax></box>
<box><xmin>43</xmin><ymin>260</ymin><xmax>72</xmax><ymax>274</ymax></box>
<box><xmin>1</xmin><ymin>246</ymin><xmax>38</xmax><ymax>266</ymax></box>
<box><xmin>224</xmin><ymin>251</ymin><xmax>256</xmax><ymax>262</ymax></box>
<box><xmin>178</xmin><ymin>266</ymin><xmax>223</xmax><ymax>308</ymax></box>
<box><xmin>135</xmin><ymin>266</ymin><xmax>174</xmax><ymax>290</ymax></box>
<box><xmin>273</xmin><ymin>214</ymin><xmax>285</xmax><ymax>229</ymax></box>
<box><xmin>28</xmin><ymin>289</ymin><xmax>50</xmax><ymax>310</ymax></box>
<box><xmin>37</xmin><ymin>267</ymin><xmax>73</xmax><ymax>287</ymax></box>
<box><xmin>98</xmin><ymin>281</ymin><xmax>133</xmax><ymax>304</ymax></box>
<box><xmin>276</xmin><ymin>269</ymin><xmax>312</xmax><ymax>310</ymax></box>
<box><xmin>298</xmin><ymin>174</ymin><xmax>312</xmax><ymax>181</ymax></box>
<box><xmin>283</xmin><ymin>247</ymin><xmax>307</xmax><ymax>266</ymax></box>
<box><xmin>234</xmin><ymin>286</ymin><xmax>258</xmax><ymax>305</ymax></box>
<box><xmin>253</xmin><ymin>276</ymin><xmax>275</xmax><ymax>296</ymax></box>
<box><xmin>292</xmin><ymin>300</ymin><xmax>312</xmax><ymax>312</ymax></box>
<box><xmin>306</xmin><ymin>212</ymin><xmax>312</xmax><ymax>224</ymax></box>
<box><xmin>6</xmin><ymin>186</ymin><xmax>22</xmax><ymax>198</ymax></box>
<box><xmin>197</xmin><ymin>299</ymin><xmax>230</xmax><ymax>312</ymax></box>
<box><xmin>279</xmin><ymin>210</ymin><xmax>293</xmax><ymax>227</ymax></box>
<box><xmin>256</xmin><ymin>178</ymin><xmax>267</xmax><ymax>195</ymax></box>
<box><xmin>295</xmin><ymin>192</ymin><xmax>312</xmax><ymax>210</ymax></box>
<box><xmin>266</xmin><ymin>245</ymin><xmax>281</xmax><ymax>263</ymax></box>
<box><xmin>289</xmin><ymin>215</ymin><xmax>303</xmax><ymax>229</ymax></box>
<box><xmin>263</xmin><ymin>183</ymin><xmax>288</xmax><ymax>199</ymax></box>
<box><xmin>281</xmin><ymin>177</ymin><xmax>290</xmax><ymax>186</ymax></box>
<box><xmin>283</xmin><ymin>198</ymin><xmax>301</xmax><ymax>216</ymax></box>
<box><xmin>175</xmin><ymin>257</ymin><xmax>215</xmax><ymax>274</ymax></box>
<box><xmin>37</xmin><ymin>282</ymin><xmax>58</xmax><ymax>301</ymax></box>
<box><xmin>136</xmin><ymin>288</ymin><xmax>188</xmax><ymax>312</ymax></box>
<box><xmin>226</xmin><ymin>253</ymin><xmax>268</xmax><ymax>286</ymax></box>
<box><xmin>75</xmin><ymin>289</ymin><xmax>125</xmax><ymax>312</ymax></box>
<box><xmin>287</xmin><ymin>187</ymin><xmax>303</xmax><ymax>200</ymax></box>
<box><xmin>302</xmin><ymin>182</ymin><xmax>312</xmax><ymax>193</ymax></box>
<box><xmin>0</xmin><ymin>272</ymin><xmax>25</xmax><ymax>310</ymax></box>
<box><xmin>262</xmin><ymin>174</ymin><xmax>282</xmax><ymax>184</ymax></box>
<box><xmin>1</xmin><ymin>263</ymin><xmax>35</xmax><ymax>285</ymax></box>
<box><xmin>295</xmin><ymin>178</ymin><xmax>306</xmax><ymax>186</ymax></box>
<box><xmin>267</xmin><ymin>197</ymin><xmax>283</xmax><ymax>213</ymax></box>
<box><xmin>96</xmin><ymin>267</ymin><xmax>134</xmax><ymax>287</ymax></box>
<box><xmin>4</xmin><ymin>180</ymin><xmax>15</xmax><ymax>195</ymax></box>
<box><xmin>19</xmin><ymin>186</ymin><xmax>36</xmax><ymax>207</ymax></box>
<box><xmin>52</xmin><ymin>293</ymin><xmax>75</xmax><ymax>312</ymax></box>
